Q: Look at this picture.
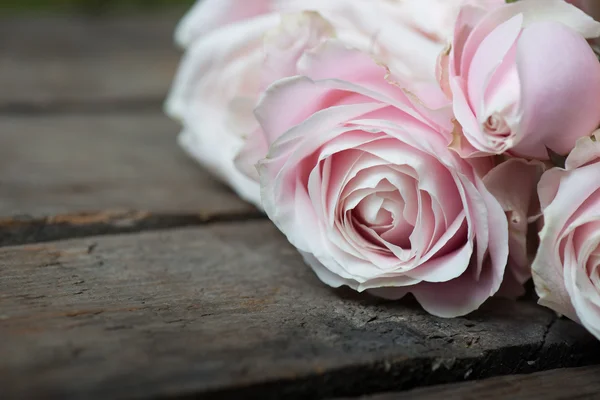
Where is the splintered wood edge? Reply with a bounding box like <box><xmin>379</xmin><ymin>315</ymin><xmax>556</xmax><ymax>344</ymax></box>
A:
<box><xmin>0</xmin><ymin>209</ymin><xmax>265</xmax><ymax>247</ymax></box>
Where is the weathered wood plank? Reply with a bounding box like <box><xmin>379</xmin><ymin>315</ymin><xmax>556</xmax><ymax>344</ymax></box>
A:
<box><xmin>0</xmin><ymin>14</ymin><xmax>181</xmax><ymax>109</ymax></box>
<box><xmin>344</xmin><ymin>366</ymin><xmax>600</xmax><ymax>400</ymax></box>
<box><xmin>1</xmin><ymin>222</ymin><xmax>598</xmax><ymax>399</ymax></box>
<box><xmin>0</xmin><ymin>114</ymin><xmax>257</xmax><ymax>245</ymax></box>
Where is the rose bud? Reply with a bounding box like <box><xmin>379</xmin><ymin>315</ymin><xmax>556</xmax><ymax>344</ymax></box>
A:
<box><xmin>439</xmin><ymin>0</ymin><xmax>600</xmax><ymax>159</ymax></box>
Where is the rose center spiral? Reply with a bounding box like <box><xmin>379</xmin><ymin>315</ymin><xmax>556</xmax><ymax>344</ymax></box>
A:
<box><xmin>346</xmin><ymin>182</ymin><xmax>414</xmax><ymax>251</ymax></box>
<box><xmin>484</xmin><ymin>113</ymin><xmax>511</xmax><ymax>138</ymax></box>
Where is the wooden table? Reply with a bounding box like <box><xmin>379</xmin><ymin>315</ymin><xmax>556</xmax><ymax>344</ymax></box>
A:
<box><xmin>1</xmin><ymin>13</ymin><xmax>599</xmax><ymax>400</ymax></box>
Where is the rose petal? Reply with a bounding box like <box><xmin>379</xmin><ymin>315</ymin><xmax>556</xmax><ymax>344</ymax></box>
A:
<box><xmin>512</xmin><ymin>21</ymin><xmax>600</xmax><ymax>159</ymax></box>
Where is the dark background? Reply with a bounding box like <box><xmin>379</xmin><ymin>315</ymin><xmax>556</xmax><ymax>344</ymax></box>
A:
<box><xmin>3</xmin><ymin>0</ymin><xmax>195</xmax><ymax>14</ymax></box>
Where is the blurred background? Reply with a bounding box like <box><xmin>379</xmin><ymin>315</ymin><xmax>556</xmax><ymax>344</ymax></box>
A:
<box><xmin>0</xmin><ymin>0</ymin><xmax>195</xmax><ymax>112</ymax></box>
<box><xmin>0</xmin><ymin>0</ymin><xmax>245</xmax><ymax>220</ymax></box>
<box><xmin>4</xmin><ymin>0</ymin><xmax>195</xmax><ymax>14</ymax></box>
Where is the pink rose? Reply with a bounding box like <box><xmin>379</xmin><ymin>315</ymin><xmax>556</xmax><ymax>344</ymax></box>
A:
<box><xmin>533</xmin><ymin>132</ymin><xmax>600</xmax><ymax>340</ymax></box>
<box><xmin>442</xmin><ymin>0</ymin><xmax>600</xmax><ymax>158</ymax></box>
<box><xmin>166</xmin><ymin>0</ymin><xmax>501</xmax><ymax>207</ymax></box>
<box><xmin>257</xmin><ymin>40</ymin><xmax>509</xmax><ymax>318</ymax></box>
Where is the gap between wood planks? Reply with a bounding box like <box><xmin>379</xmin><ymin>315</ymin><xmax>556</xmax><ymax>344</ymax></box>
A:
<box><xmin>0</xmin><ymin>112</ymin><xmax>263</xmax><ymax>247</ymax></box>
<box><xmin>0</xmin><ymin>209</ymin><xmax>266</xmax><ymax>247</ymax></box>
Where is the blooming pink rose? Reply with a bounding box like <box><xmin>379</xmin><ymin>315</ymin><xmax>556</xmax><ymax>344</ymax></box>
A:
<box><xmin>167</xmin><ymin>0</ymin><xmax>501</xmax><ymax>207</ymax></box>
<box><xmin>533</xmin><ymin>132</ymin><xmax>600</xmax><ymax>340</ymax></box>
<box><xmin>257</xmin><ymin>40</ymin><xmax>509</xmax><ymax>318</ymax></box>
<box><xmin>441</xmin><ymin>0</ymin><xmax>600</xmax><ymax>158</ymax></box>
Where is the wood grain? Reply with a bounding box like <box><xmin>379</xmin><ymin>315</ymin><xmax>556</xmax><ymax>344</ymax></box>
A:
<box><xmin>1</xmin><ymin>221</ymin><xmax>598</xmax><ymax>400</ymax></box>
<box><xmin>346</xmin><ymin>366</ymin><xmax>600</xmax><ymax>400</ymax></box>
<box><xmin>0</xmin><ymin>14</ymin><xmax>181</xmax><ymax>109</ymax></box>
<box><xmin>0</xmin><ymin>114</ymin><xmax>257</xmax><ymax>245</ymax></box>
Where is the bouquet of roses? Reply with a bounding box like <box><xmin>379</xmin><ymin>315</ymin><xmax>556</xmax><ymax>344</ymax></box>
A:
<box><xmin>167</xmin><ymin>0</ymin><xmax>600</xmax><ymax>339</ymax></box>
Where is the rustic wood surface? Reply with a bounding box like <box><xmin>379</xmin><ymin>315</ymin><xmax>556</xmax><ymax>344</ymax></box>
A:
<box><xmin>0</xmin><ymin>13</ymin><xmax>259</xmax><ymax>247</ymax></box>
<box><xmin>0</xmin><ymin>114</ymin><xmax>258</xmax><ymax>246</ymax></box>
<box><xmin>344</xmin><ymin>366</ymin><xmax>600</xmax><ymax>400</ymax></box>
<box><xmin>0</xmin><ymin>14</ymin><xmax>182</xmax><ymax>110</ymax></box>
<box><xmin>1</xmin><ymin>13</ymin><xmax>600</xmax><ymax>400</ymax></box>
<box><xmin>1</xmin><ymin>222</ymin><xmax>599</xmax><ymax>400</ymax></box>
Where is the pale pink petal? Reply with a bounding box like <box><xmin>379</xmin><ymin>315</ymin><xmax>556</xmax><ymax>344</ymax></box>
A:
<box><xmin>234</xmin><ymin>127</ymin><xmax>268</xmax><ymax>181</ymax></box>
<box><xmin>512</xmin><ymin>22</ymin><xmax>600</xmax><ymax>159</ymax></box>
<box><xmin>450</xmin><ymin>77</ymin><xmax>491</xmax><ymax>155</ymax></box>
<box><xmin>557</xmin><ymin>234</ymin><xmax>585</xmax><ymax>322</ymax></box>
<box><xmin>500</xmin><ymin>0</ymin><xmax>600</xmax><ymax>38</ymax></box>
<box><xmin>565</xmin><ymin>132</ymin><xmax>600</xmax><ymax>171</ymax></box>
<box><xmin>179</xmin><ymin>129</ymin><xmax>260</xmax><ymax>206</ymax></box>
<box><xmin>299</xmin><ymin>40</ymin><xmax>455</xmax><ymax>133</ymax></box>
<box><xmin>460</xmin><ymin>0</ymin><xmax>600</xmax><ymax>71</ymax></box>
<box><xmin>261</xmin><ymin>12</ymin><xmax>334</xmax><ymax>88</ymax></box>
<box><xmin>406</xmin><ymin>219</ymin><xmax>472</xmax><ymax>283</ymax></box>
<box><xmin>175</xmin><ymin>0</ymin><xmax>274</xmax><ymax>47</ymax></box>
<box><xmin>452</xmin><ymin>5</ymin><xmax>491</xmax><ymax>77</ymax></box>
<box><xmin>467</xmin><ymin>14</ymin><xmax>523</xmax><ymax>117</ymax></box>
<box><xmin>413</xmin><ymin>259</ymin><xmax>500</xmax><ymax>318</ymax></box>
<box><xmin>166</xmin><ymin>15</ymin><xmax>279</xmax><ymax>120</ymax></box>
<box><xmin>532</xmin><ymin>163</ymin><xmax>600</xmax><ymax>320</ymax></box>
<box><xmin>301</xmin><ymin>251</ymin><xmax>359</xmax><ymax>290</ymax></box>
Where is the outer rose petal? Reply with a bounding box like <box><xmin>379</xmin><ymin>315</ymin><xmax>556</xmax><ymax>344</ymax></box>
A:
<box><xmin>261</xmin><ymin>12</ymin><xmax>335</xmax><ymax>86</ymax></box>
<box><xmin>175</xmin><ymin>0</ymin><xmax>274</xmax><ymax>47</ymax></box>
<box><xmin>512</xmin><ymin>22</ymin><xmax>600</xmax><ymax>159</ymax></box>
<box><xmin>166</xmin><ymin>15</ymin><xmax>280</xmax><ymax>207</ymax></box>
<box><xmin>533</xmin><ymin>163</ymin><xmax>594</xmax><ymax>322</ymax></box>
<box><xmin>234</xmin><ymin>127</ymin><xmax>268</xmax><ymax>182</ymax></box>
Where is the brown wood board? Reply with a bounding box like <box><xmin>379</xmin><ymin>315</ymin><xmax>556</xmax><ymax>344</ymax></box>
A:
<box><xmin>0</xmin><ymin>14</ymin><xmax>182</xmax><ymax>110</ymax></box>
<box><xmin>0</xmin><ymin>114</ymin><xmax>258</xmax><ymax>246</ymax></box>
<box><xmin>1</xmin><ymin>222</ymin><xmax>599</xmax><ymax>399</ymax></box>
